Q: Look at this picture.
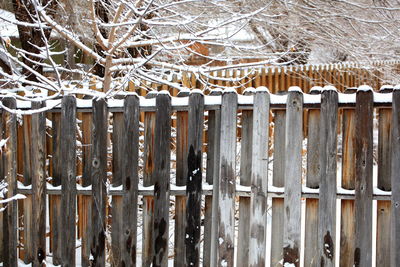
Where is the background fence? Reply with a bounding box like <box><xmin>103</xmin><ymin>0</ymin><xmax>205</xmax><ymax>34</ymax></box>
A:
<box><xmin>1</xmin><ymin>84</ymin><xmax>399</xmax><ymax>267</ymax></box>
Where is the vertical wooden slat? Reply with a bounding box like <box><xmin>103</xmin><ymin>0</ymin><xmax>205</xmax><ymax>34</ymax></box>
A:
<box><xmin>304</xmin><ymin>87</ymin><xmax>321</xmax><ymax>267</ymax></box>
<box><xmin>236</xmin><ymin>89</ymin><xmax>254</xmax><ymax>266</ymax></box>
<box><xmin>81</xmin><ymin>111</ymin><xmax>93</xmax><ymax>267</ymax></box>
<box><xmin>61</xmin><ymin>96</ymin><xmax>77</xmax><ymax>266</ymax></box>
<box><xmin>111</xmin><ymin>111</ymin><xmax>124</xmax><ymax>265</ymax></box>
<box><xmin>152</xmin><ymin>92</ymin><xmax>171</xmax><ymax>267</ymax></box>
<box><xmin>91</xmin><ymin>98</ymin><xmax>108</xmax><ymax>267</ymax></box>
<box><xmin>318</xmin><ymin>88</ymin><xmax>338</xmax><ymax>266</ymax></box>
<box><xmin>340</xmin><ymin>88</ymin><xmax>357</xmax><ymax>267</ymax></box>
<box><xmin>22</xmin><ymin>113</ymin><xmax>33</xmax><ymax>264</ymax></box>
<box><xmin>121</xmin><ymin>94</ymin><xmax>140</xmax><ymax>266</ymax></box>
<box><xmin>2</xmin><ymin>97</ymin><xmax>18</xmax><ymax>266</ymax></box>
<box><xmin>204</xmin><ymin>90</ymin><xmax>221</xmax><ymax>267</ymax></box>
<box><xmin>376</xmin><ymin>86</ymin><xmax>392</xmax><ymax>267</ymax></box>
<box><xmin>185</xmin><ymin>91</ymin><xmax>204</xmax><ymax>267</ymax></box>
<box><xmin>174</xmin><ymin>90</ymin><xmax>189</xmax><ymax>267</ymax></box>
<box><xmin>50</xmin><ymin>110</ymin><xmax>62</xmax><ymax>265</ymax></box>
<box><xmin>31</xmin><ymin>101</ymin><xmax>47</xmax><ymax>267</ymax></box>
<box><xmin>270</xmin><ymin>92</ymin><xmax>286</xmax><ymax>266</ymax></box>
<box><xmin>354</xmin><ymin>86</ymin><xmax>374</xmax><ymax>267</ymax></box>
<box><xmin>391</xmin><ymin>87</ymin><xmax>400</xmax><ymax>266</ymax></box>
<box><xmin>142</xmin><ymin>91</ymin><xmax>157</xmax><ymax>266</ymax></box>
<box><xmin>283</xmin><ymin>88</ymin><xmax>303</xmax><ymax>266</ymax></box>
<box><xmin>248</xmin><ymin>88</ymin><xmax>270</xmax><ymax>266</ymax></box>
<box><xmin>217</xmin><ymin>90</ymin><xmax>237</xmax><ymax>267</ymax></box>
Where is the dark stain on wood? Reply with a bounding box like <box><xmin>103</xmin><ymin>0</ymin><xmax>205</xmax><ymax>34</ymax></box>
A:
<box><xmin>323</xmin><ymin>231</ymin><xmax>334</xmax><ymax>260</ymax></box>
<box><xmin>283</xmin><ymin>245</ymin><xmax>299</xmax><ymax>266</ymax></box>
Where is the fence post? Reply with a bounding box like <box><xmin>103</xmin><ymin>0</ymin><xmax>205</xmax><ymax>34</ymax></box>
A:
<box><xmin>283</xmin><ymin>87</ymin><xmax>303</xmax><ymax>266</ymax></box>
<box><xmin>376</xmin><ymin>86</ymin><xmax>393</xmax><ymax>267</ymax></box>
<box><xmin>318</xmin><ymin>87</ymin><xmax>338</xmax><ymax>266</ymax></box>
<box><xmin>1</xmin><ymin>97</ymin><xmax>18</xmax><ymax>266</ymax></box>
<box><xmin>91</xmin><ymin>98</ymin><xmax>108</xmax><ymax>267</ymax></box>
<box><xmin>391</xmin><ymin>86</ymin><xmax>400</xmax><ymax>266</ymax></box>
<box><xmin>217</xmin><ymin>89</ymin><xmax>237</xmax><ymax>267</ymax></box>
<box><xmin>204</xmin><ymin>89</ymin><xmax>222</xmax><ymax>267</ymax></box>
<box><xmin>354</xmin><ymin>86</ymin><xmax>374</xmax><ymax>267</ymax></box>
<box><xmin>175</xmin><ymin>90</ymin><xmax>189</xmax><ymax>267</ymax></box>
<box><xmin>60</xmin><ymin>95</ymin><xmax>77</xmax><ymax>266</ymax></box>
<box><xmin>304</xmin><ymin>87</ymin><xmax>321</xmax><ymax>267</ymax></box>
<box><xmin>248</xmin><ymin>88</ymin><xmax>270</xmax><ymax>266</ymax></box>
<box><xmin>152</xmin><ymin>91</ymin><xmax>172</xmax><ymax>267</ymax></box>
<box><xmin>185</xmin><ymin>90</ymin><xmax>204</xmax><ymax>266</ymax></box>
<box><xmin>121</xmin><ymin>94</ymin><xmax>140</xmax><ymax>266</ymax></box>
<box><xmin>31</xmin><ymin>101</ymin><xmax>47</xmax><ymax>267</ymax></box>
<box><xmin>237</xmin><ymin>88</ymin><xmax>254</xmax><ymax>266</ymax></box>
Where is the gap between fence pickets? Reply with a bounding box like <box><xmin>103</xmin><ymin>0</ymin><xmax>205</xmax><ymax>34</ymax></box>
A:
<box><xmin>16</xmin><ymin>180</ymin><xmax>391</xmax><ymax>200</ymax></box>
<box><xmin>5</xmin><ymin>90</ymin><xmax>395</xmax><ymax>111</ymax></box>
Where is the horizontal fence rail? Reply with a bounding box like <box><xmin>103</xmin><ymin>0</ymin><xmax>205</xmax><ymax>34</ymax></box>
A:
<box><xmin>0</xmin><ymin>85</ymin><xmax>400</xmax><ymax>266</ymax></box>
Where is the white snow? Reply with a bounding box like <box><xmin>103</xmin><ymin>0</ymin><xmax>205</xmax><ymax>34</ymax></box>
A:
<box><xmin>288</xmin><ymin>86</ymin><xmax>302</xmax><ymax>92</ymax></box>
<box><xmin>0</xmin><ymin>193</ymin><xmax>26</xmax><ymax>204</ymax></box>
<box><xmin>358</xmin><ymin>85</ymin><xmax>373</xmax><ymax>92</ymax></box>
<box><xmin>0</xmin><ymin>9</ymin><xmax>18</xmax><ymax>38</ymax></box>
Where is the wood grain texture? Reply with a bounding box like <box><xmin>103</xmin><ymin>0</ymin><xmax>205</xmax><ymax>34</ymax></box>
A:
<box><xmin>175</xmin><ymin>90</ymin><xmax>189</xmax><ymax>267</ymax></box>
<box><xmin>354</xmin><ymin>89</ymin><xmax>373</xmax><ymax>267</ymax></box>
<box><xmin>90</xmin><ymin>99</ymin><xmax>108</xmax><ymax>267</ymax></box>
<box><xmin>204</xmin><ymin>89</ymin><xmax>221</xmax><ymax>267</ymax></box>
<box><xmin>318</xmin><ymin>89</ymin><xmax>338</xmax><ymax>267</ymax></box>
<box><xmin>283</xmin><ymin>90</ymin><xmax>303</xmax><ymax>267</ymax></box>
<box><xmin>121</xmin><ymin>95</ymin><xmax>140</xmax><ymax>266</ymax></box>
<box><xmin>60</xmin><ymin>96</ymin><xmax>77</xmax><ymax>266</ymax></box>
<box><xmin>152</xmin><ymin>93</ymin><xmax>171</xmax><ymax>267</ymax></box>
<box><xmin>217</xmin><ymin>91</ymin><xmax>237</xmax><ymax>267</ymax></box>
<box><xmin>31</xmin><ymin>101</ymin><xmax>47</xmax><ymax>267</ymax></box>
<box><xmin>1</xmin><ymin>97</ymin><xmax>18</xmax><ymax>267</ymax></box>
<box><xmin>248</xmin><ymin>89</ymin><xmax>270</xmax><ymax>267</ymax></box>
<box><xmin>185</xmin><ymin>92</ymin><xmax>204</xmax><ymax>267</ymax></box>
<box><xmin>391</xmin><ymin>89</ymin><xmax>400</xmax><ymax>266</ymax></box>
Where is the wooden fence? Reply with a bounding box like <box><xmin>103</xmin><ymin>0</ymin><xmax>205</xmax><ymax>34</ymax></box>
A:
<box><xmin>1</xmin><ymin>85</ymin><xmax>400</xmax><ymax>267</ymax></box>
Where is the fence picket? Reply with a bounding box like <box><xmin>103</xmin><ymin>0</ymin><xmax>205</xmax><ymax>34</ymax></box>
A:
<box><xmin>304</xmin><ymin>87</ymin><xmax>321</xmax><ymax>267</ymax></box>
<box><xmin>391</xmin><ymin>87</ymin><xmax>400</xmax><ymax>266</ymax></box>
<box><xmin>376</xmin><ymin>86</ymin><xmax>392</xmax><ymax>267</ymax></box>
<box><xmin>217</xmin><ymin>90</ymin><xmax>237</xmax><ymax>267</ymax></box>
<box><xmin>185</xmin><ymin>91</ymin><xmax>204</xmax><ymax>266</ymax></box>
<box><xmin>121</xmin><ymin>94</ymin><xmax>140</xmax><ymax>266</ymax></box>
<box><xmin>60</xmin><ymin>96</ymin><xmax>77</xmax><ymax>265</ymax></box>
<box><xmin>318</xmin><ymin>88</ymin><xmax>338</xmax><ymax>266</ymax></box>
<box><xmin>31</xmin><ymin>101</ymin><xmax>47</xmax><ymax>267</ymax></box>
<box><xmin>1</xmin><ymin>97</ymin><xmax>18</xmax><ymax>266</ymax></box>
<box><xmin>248</xmin><ymin>88</ymin><xmax>270</xmax><ymax>266</ymax></box>
<box><xmin>354</xmin><ymin>87</ymin><xmax>374</xmax><ymax>267</ymax></box>
<box><xmin>91</xmin><ymin>98</ymin><xmax>108</xmax><ymax>267</ymax></box>
<box><xmin>283</xmin><ymin>88</ymin><xmax>303</xmax><ymax>266</ymax></box>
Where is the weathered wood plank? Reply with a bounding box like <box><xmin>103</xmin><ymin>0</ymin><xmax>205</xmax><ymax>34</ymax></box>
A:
<box><xmin>91</xmin><ymin>98</ymin><xmax>108</xmax><ymax>267</ymax></box>
<box><xmin>174</xmin><ymin>90</ymin><xmax>189</xmax><ymax>267</ymax></box>
<box><xmin>318</xmin><ymin>88</ymin><xmax>338</xmax><ymax>267</ymax></box>
<box><xmin>340</xmin><ymin>88</ymin><xmax>357</xmax><ymax>267</ymax></box>
<box><xmin>283</xmin><ymin>88</ymin><xmax>303</xmax><ymax>267</ymax></box>
<box><xmin>111</xmin><ymin>111</ymin><xmax>124</xmax><ymax>265</ymax></box>
<box><xmin>60</xmin><ymin>96</ymin><xmax>77</xmax><ymax>266</ymax></box>
<box><xmin>152</xmin><ymin>92</ymin><xmax>172</xmax><ymax>267</ymax></box>
<box><xmin>376</xmin><ymin>86</ymin><xmax>392</xmax><ymax>267</ymax></box>
<box><xmin>271</xmin><ymin>99</ymin><xmax>286</xmax><ymax>266</ymax></box>
<box><xmin>50</xmin><ymin>111</ymin><xmax>62</xmax><ymax>265</ymax></box>
<box><xmin>217</xmin><ymin>90</ymin><xmax>237</xmax><ymax>267</ymax></box>
<box><xmin>391</xmin><ymin>87</ymin><xmax>400</xmax><ymax>266</ymax></box>
<box><xmin>204</xmin><ymin>89</ymin><xmax>221</xmax><ymax>267</ymax></box>
<box><xmin>31</xmin><ymin>101</ymin><xmax>47</xmax><ymax>267</ymax></box>
<box><xmin>354</xmin><ymin>87</ymin><xmax>374</xmax><ymax>267</ymax></box>
<box><xmin>304</xmin><ymin>87</ymin><xmax>321</xmax><ymax>267</ymax></box>
<box><xmin>1</xmin><ymin>97</ymin><xmax>18</xmax><ymax>266</ymax></box>
<box><xmin>237</xmin><ymin>89</ymin><xmax>254</xmax><ymax>266</ymax></box>
<box><xmin>185</xmin><ymin>91</ymin><xmax>204</xmax><ymax>267</ymax></box>
<box><xmin>121</xmin><ymin>95</ymin><xmax>140</xmax><ymax>266</ymax></box>
<box><xmin>142</xmin><ymin>91</ymin><xmax>157</xmax><ymax>267</ymax></box>
<box><xmin>248</xmin><ymin>88</ymin><xmax>270</xmax><ymax>266</ymax></box>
